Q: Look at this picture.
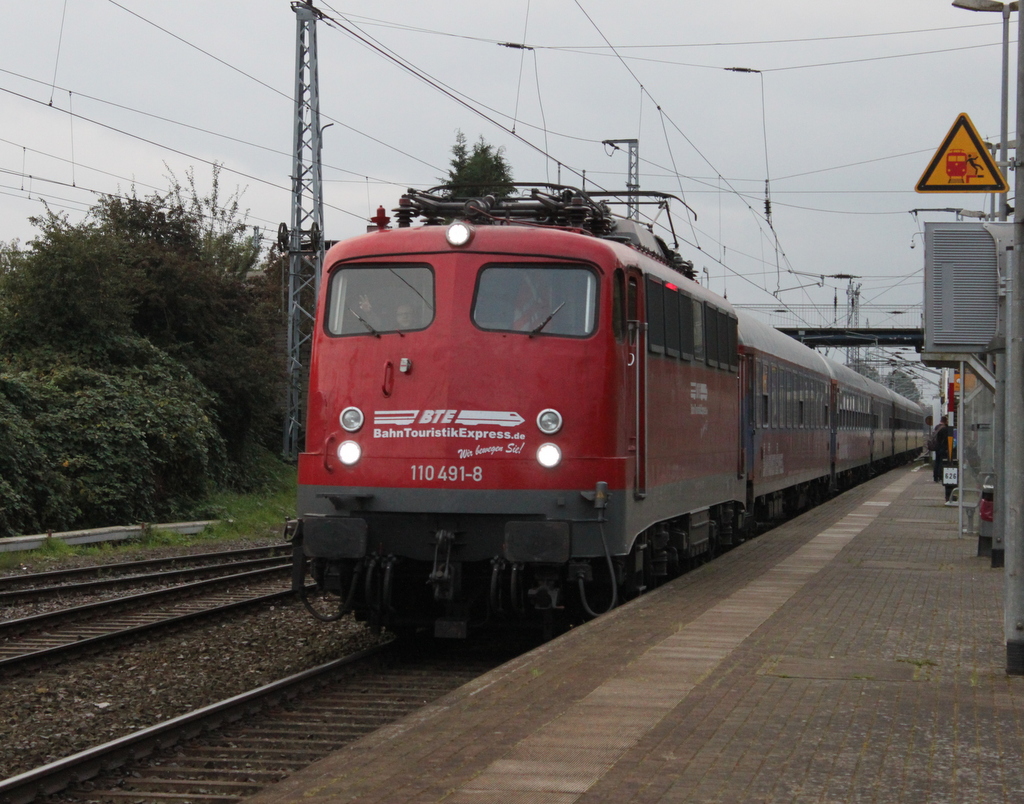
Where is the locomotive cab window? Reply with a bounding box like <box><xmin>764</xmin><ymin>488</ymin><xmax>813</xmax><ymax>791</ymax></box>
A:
<box><xmin>473</xmin><ymin>264</ymin><xmax>597</xmax><ymax>336</ymax></box>
<box><xmin>326</xmin><ymin>264</ymin><xmax>434</xmax><ymax>336</ymax></box>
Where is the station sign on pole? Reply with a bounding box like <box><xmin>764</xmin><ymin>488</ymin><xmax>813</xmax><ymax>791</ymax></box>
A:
<box><xmin>916</xmin><ymin>113</ymin><xmax>1008</xmax><ymax>193</ymax></box>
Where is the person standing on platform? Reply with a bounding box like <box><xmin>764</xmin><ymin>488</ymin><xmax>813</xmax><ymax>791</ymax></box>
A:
<box><xmin>932</xmin><ymin>415</ymin><xmax>952</xmax><ymax>488</ymax></box>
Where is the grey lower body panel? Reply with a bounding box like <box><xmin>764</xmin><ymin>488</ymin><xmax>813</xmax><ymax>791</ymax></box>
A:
<box><xmin>298</xmin><ymin>484</ymin><xmax>624</xmax><ymax>561</ymax></box>
<box><xmin>298</xmin><ymin>475</ymin><xmax>744</xmax><ymax>563</ymax></box>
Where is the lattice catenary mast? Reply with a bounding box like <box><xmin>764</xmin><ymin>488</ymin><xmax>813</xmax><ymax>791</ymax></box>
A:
<box><xmin>283</xmin><ymin>0</ymin><xmax>325</xmax><ymax>460</ymax></box>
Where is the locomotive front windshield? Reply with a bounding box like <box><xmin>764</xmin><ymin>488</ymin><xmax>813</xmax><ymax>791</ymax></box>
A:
<box><xmin>326</xmin><ymin>264</ymin><xmax>434</xmax><ymax>335</ymax></box>
<box><xmin>472</xmin><ymin>264</ymin><xmax>597</xmax><ymax>336</ymax></box>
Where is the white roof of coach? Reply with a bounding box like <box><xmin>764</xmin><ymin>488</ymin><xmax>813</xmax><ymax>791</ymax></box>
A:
<box><xmin>737</xmin><ymin>312</ymin><xmax>834</xmax><ymax>377</ymax></box>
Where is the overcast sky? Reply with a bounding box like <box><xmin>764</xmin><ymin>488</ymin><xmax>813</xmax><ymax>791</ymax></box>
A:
<box><xmin>0</xmin><ymin>0</ymin><xmax>1014</xmax><ymax>339</ymax></box>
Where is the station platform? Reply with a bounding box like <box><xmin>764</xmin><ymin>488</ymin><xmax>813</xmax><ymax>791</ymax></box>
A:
<box><xmin>249</xmin><ymin>464</ymin><xmax>1024</xmax><ymax>803</ymax></box>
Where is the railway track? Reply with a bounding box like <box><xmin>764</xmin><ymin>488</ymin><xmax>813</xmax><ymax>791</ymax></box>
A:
<box><xmin>0</xmin><ymin>564</ymin><xmax>295</xmax><ymax>676</ymax></box>
<box><xmin>0</xmin><ymin>544</ymin><xmax>292</xmax><ymax>604</ymax></box>
<box><xmin>0</xmin><ymin>636</ymin><xmax>528</xmax><ymax>804</ymax></box>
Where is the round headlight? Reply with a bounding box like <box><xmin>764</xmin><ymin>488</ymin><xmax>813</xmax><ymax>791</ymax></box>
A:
<box><xmin>446</xmin><ymin>221</ymin><xmax>473</xmax><ymax>247</ymax></box>
<box><xmin>537</xmin><ymin>408</ymin><xmax>563</xmax><ymax>435</ymax></box>
<box><xmin>337</xmin><ymin>440</ymin><xmax>362</xmax><ymax>466</ymax></box>
<box><xmin>536</xmin><ymin>443</ymin><xmax>562</xmax><ymax>469</ymax></box>
<box><xmin>339</xmin><ymin>406</ymin><xmax>364</xmax><ymax>433</ymax></box>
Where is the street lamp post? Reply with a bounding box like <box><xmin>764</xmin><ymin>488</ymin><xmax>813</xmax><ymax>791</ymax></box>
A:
<box><xmin>1010</xmin><ymin>0</ymin><xmax>1024</xmax><ymax>675</ymax></box>
<box><xmin>952</xmin><ymin>1</ymin><xmax>1016</xmax><ymax>214</ymax></box>
<box><xmin>952</xmin><ymin>0</ymin><xmax>1022</xmax><ymax>674</ymax></box>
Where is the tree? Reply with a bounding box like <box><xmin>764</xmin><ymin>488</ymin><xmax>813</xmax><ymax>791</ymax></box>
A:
<box><xmin>0</xmin><ymin>169</ymin><xmax>285</xmax><ymax>537</ymax></box>
<box><xmin>887</xmin><ymin>368</ymin><xmax>922</xmax><ymax>403</ymax></box>
<box><xmin>440</xmin><ymin>130</ymin><xmax>514</xmax><ymax>198</ymax></box>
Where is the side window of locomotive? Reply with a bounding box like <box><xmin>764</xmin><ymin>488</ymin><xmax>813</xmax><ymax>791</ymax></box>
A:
<box><xmin>472</xmin><ymin>264</ymin><xmax>597</xmax><ymax>336</ymax></box>
<box><xmin>613</xmin><ymin>270</ymin><xmax>625</xmax><ymax>341</ymax></box>
<box><xmin>692</xmin><ymin>300</ymin><xmax>705</xmax><ymax>363</ymax></box>
<box><xmin>326</xmin><ymin>264</ymin><xmax>434</xmax><ymax>336</ymax></box>
<box><xmin>664</xmin><ymin>285</ymin><xmax>681</xmax><ymax>358</ymax></box>
<box><xmin>705</xmin><ymin>306</ymin><xmax>720</xmax><ymax>368</ymax></box>
<box><xmin>679</xmin><ymin>292</ymin><xmax>694</xmax><ymax>360</ymax></box>
<box><xmin>726</xmin><ymin>315</ymin><xmax>739</xmax><ymax>373</ymax></box>
<box><xmin>645</xmin><ymin>276</ymin><xmax>665</xmax><ymax>354</ymax></box>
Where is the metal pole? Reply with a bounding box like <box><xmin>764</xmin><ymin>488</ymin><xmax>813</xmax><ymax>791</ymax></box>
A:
<box><xmin>626</xmin><ymin>140</ymin><xmax>639</xmax><ymax>220</ymax></box>
<box><xmin>283</xmin><ymin>1</ymin><xmax>325</xmax><ymax>461</ymax></box>
<box><xmin>993</xmin><ymin>249</ymin><xmax>1008</xmax><ymax>567</ymax></box>
<box><xmin>1006</xmin><ymin>5</ymin><xmax>1024</xmax><ymax>675</ymax></box>
<box><xmin>959</xmin><ymin>361</ymin><xmax>965</xmax><ymax>536</ymax></box>
<box><xmin>602</xmin><ymin>139</ymin><xmax>640</xmax><ymax>219</ymax></box>
<box><xmin>995</xmin><ymin>8</ymin><xmax>1012</xmax><ymax>567</ymax></box>
<box><xmin>1002</xmin><ymin>5</ymin><xmax>1011</xmax><ymax>222</ymax></box>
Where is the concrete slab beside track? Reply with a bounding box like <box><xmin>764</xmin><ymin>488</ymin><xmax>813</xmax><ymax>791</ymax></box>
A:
<box><xmin>0</xmin><ymin>522</ymin><xmax>215</xmax><ymax>553</ymax></box>
<box><xmin>245</xmin><ymin>464</ymin><xmax>1024</xmax><ymax>804</ymax></box>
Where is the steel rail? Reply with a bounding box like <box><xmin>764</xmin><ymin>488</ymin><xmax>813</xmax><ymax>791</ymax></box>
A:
<box><xmin>0</xmin><ymin>555</ymin><xmax>291</xmax><ymax>604</ymax></box>
<box><xmin>0</xmin><ymin>642</ymin><xmax>394</xmax><ymax>804</ymax></box>
<box><xmin>0</xmin><ymin>564</ymin><xmax>290</xmax><ymax>639</ymax></box>
<box><xmin>0</xmin><ymin>583</ymin><xmax>297</xmax><ymax>677</ymax></box>
<box><xmin>0</xmin><ymin>544</ymin><xmax>291</xmax><ymax>590</ymax></box>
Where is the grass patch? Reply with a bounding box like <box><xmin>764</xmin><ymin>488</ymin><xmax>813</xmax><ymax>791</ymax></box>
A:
<box><xmin>897</xmin><ymin>657</ymin><xmax>938</xmax><ymax>668</ymax></box>
<box><xmin>188</xmin><ymin>460</ymin><xmax>297</xmax><ymax>543</ymax></box>
<box><xmin>0</xmin><ymin>461</ymin><xmax>297</xmax><ymax>570</ymax></box>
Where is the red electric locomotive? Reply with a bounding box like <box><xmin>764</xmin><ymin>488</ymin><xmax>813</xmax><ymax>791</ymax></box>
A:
<box><xmin>291</xmin><ymin>185</ymin><xmax>924</xmax><ymax>637</ymax></box>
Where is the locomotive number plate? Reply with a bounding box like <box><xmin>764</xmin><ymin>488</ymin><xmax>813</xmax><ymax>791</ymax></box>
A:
<box><xmin>410</xmin><ymin>464</ymin><xmax>483</xmax><ymax>482</ymax></box>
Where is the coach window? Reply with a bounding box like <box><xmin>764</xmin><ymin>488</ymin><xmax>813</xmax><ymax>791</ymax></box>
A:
<box><xmin>646</xmin><ymin>276</ymin><xmax>665</xmax><ymax>354</ymax></box>
<box><xmin>326</xmin><ymin>264</ymin><xmax>434</xmax><ymax>336</ymax></box>
<box><xmin>473</xmin><ymin>264</ymin><xmax>597</xmax><ymax>336</ymax></box>
<box><xmin>770</xmin><ymin>364</ymin><xmax>779</xmax><ymax>428</ymax></box>
<box><xmin>760</xmin><ymin>360</ymin><xmax>769</xmax><ymax>427</ymax></box>
<box><xmin>791</xmin><ymin>374</ymin><xmax>798</xmax><ymax>428</ymax></box>
<box><xmin>779</xmin><ymin>370</ymin><xmax>787</xmax><ymax>428</ymax></box>
<box><xmin>785</xmin><ymin>371</ymin><xmax>794</xmax><ymax>428</ymax></box>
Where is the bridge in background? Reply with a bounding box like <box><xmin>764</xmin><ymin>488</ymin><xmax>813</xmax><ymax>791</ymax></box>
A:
<box><xmin>735</xmin><ymin>304</ymin><xmax>924</xmax><ymax>349</ymax></box>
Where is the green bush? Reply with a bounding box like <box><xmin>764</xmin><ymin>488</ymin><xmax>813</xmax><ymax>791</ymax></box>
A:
<box><xmin>0</xmin><ymin>345</ymin><xmax>226</xmax><ymax>537</ymax></box>
<box><xmin>0</xmin><ymin>373</ymin><xmax>73</xmax><ymax>535</ymax></box>
<box><xmin>0</xmin><ymin>170</ymin><xmax>287</xmax><ymax>538</ymax></box>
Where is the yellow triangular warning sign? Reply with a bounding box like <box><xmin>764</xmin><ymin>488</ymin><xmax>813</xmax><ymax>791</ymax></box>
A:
<box><xmin>916</xmin><ymin>113</ymin><xmax>1007</xmax><ymax>193</ymax></box>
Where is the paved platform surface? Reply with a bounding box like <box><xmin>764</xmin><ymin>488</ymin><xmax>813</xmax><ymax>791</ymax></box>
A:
<box><xmin>249</xmin><ymin>464</ymin><xmax>1024</xmax><ymax>803</ymax></box>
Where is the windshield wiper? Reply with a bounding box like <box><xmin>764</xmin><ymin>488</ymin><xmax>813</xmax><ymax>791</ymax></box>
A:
<box><xmin>348</xmin><ymin>308</ymin><xmax>381</xmax><ymax>338</ymax></box>
<box><xmin>529</xmin><ymin>301</ymin><xmax>566</xmax><ymax>337</ymax></box>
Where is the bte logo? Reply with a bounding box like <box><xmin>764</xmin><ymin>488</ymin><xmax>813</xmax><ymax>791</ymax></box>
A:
<box><xmin>374</xmin><ymin>410</ymin><xmax>525</xmax><ymax>427</ymax></box>
<box><xmin>690</xmin><ymin>382</ymin><xmax>708</xmax><ymax>401</ymax></box>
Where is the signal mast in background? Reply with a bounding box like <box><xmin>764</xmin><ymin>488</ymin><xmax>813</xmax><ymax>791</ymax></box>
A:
<box><xmin>282</xmin><ymin>0</ymin><xmax>326</xmax><ymax>460</ymax></box>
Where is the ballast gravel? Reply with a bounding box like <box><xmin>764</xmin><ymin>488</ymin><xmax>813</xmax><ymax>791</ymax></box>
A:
<box><xmin>0</xmin><ymin>538</ymin><xmax>389</xmax><ymax>781</ymax></box>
